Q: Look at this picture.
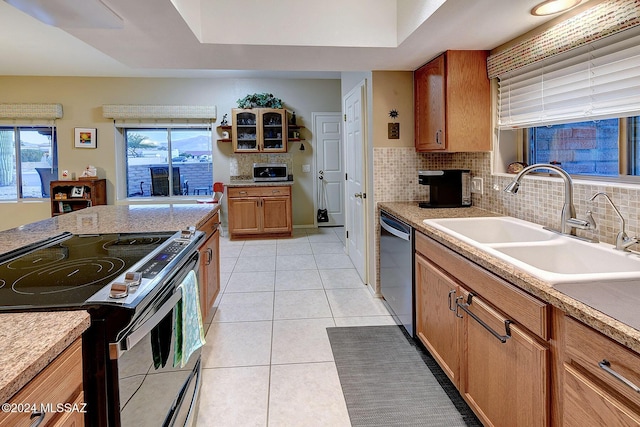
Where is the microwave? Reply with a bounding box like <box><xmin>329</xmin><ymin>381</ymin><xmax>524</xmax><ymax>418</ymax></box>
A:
<box><xmin>418</xmin><ymin>169</ymin><xmax>471</xmax><ymax>208</ymax></box>
<box><xmin>253</xmin><ymin>163</ymin><xmax>288</xmax><ymax>182</ymax></box>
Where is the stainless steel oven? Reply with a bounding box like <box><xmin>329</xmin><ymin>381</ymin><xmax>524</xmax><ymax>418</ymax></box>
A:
<box><xmin>0</xmin><ymin>229</ymin><xmax>206</xmax><ymax>427</ymax></box>
<box><xmin>111</xmin><ymin>251</ymin><xmax>202</xmax><ymax>427</ymax></box>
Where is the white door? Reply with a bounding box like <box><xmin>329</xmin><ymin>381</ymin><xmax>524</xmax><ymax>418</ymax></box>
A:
<box><xmin>313</xmin><ymin>112</ymin><xmax>344</xmax><ymax>226</ymax></box>
<box><xmin>344</xmin><ymin>81</ymin><xmax>367</xmax><ymax>281</ymax></box>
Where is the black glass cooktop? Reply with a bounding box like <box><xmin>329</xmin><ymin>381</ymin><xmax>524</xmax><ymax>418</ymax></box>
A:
<box><xmin>0</xmin><ymin>232</ymin><xmax>172</xmax><ymax>310</ymax></box>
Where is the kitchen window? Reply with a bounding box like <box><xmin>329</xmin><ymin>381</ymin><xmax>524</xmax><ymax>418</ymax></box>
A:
<box><xmin>496</xmin><ymin>25</ymin><xmax>640</xmax><ymax>181</ymax></box>
<box><xmin>124</xmin><ymin>127</ymin><xmax>213</xmax><ymax>197</ymax></box>
<box><xmin>0</xmin><ymin>126</ymin><xmax>58</xmax><ymax>200</ymax></box>
<box><xmin>525</xmin><ymin>116</ymin><xmax>640</xmax><ymax>178</ymax></box>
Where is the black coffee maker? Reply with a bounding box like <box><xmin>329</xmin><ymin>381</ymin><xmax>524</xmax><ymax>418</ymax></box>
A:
<box><xmin>418</xmin><ymin>169</ymin><xmax>471</xmax><ymax>208</ymax></box>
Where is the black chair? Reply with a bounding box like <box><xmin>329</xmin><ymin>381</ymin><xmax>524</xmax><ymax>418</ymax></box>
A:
<box><xmin>149</xmin><ymin>166</ymin><xmax>181</xmax><ymax>196</ymax></box>
<box><xmin>35</xmin><ymin>167</ymin><xmax>58</xmax><ymax>198</ymax></box>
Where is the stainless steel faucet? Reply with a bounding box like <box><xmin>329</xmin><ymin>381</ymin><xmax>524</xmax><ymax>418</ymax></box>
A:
<box><xmin>589</xmin><ymin>192</ymin><xmax>639</xmax><ymax>251</ymax></box>
<box><xmin>504</xmin><ymin>163</ymin><xmax>590</xmax><ymax>236</ymax></box>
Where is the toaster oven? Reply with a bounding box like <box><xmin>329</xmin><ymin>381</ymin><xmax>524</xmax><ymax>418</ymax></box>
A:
<box><xmin>253</xmin><ymin>163</ymin><xmax>288</xmax><ymax>182</ymax></box>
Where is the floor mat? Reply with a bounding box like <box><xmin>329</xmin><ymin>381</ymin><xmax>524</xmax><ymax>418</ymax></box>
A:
<box><xmin>327</xmin><ymin>325</ymin><xmax>482</xmax><ymax>427</ymax></box>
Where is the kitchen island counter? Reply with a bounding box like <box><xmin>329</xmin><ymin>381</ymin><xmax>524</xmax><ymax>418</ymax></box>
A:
<box><xmin>0</xmin><ymin>311</ymin><xmax>90</xmax><ymax>404</ymax></box>
<box><xmin>0</xmin><ymin>203</ymin><xmax>219</xmax><ymax>404</ymax></box>
<box><xmin>378</xmin><ymin>201</ymin><xmax>640</xmax><ymax>354</ymax></box>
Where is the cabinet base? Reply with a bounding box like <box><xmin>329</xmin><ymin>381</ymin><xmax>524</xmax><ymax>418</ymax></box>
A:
<box><xmin>230</xmin><ymin>231</ymin><xmax>292</xmax><ymax>241</ymax></box>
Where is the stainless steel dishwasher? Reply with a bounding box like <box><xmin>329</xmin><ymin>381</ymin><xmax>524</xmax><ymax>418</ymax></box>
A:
<box><xmin>379</xmin><ymin>210</ymin><xmax>414</xmax><ymax>336</ymax></box>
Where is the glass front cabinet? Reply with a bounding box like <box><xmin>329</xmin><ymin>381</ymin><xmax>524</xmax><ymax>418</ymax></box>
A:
<box><xmin>232</xmin><ymin>108</ymin><xmax>287</xmax><ymax>153</ymax></box>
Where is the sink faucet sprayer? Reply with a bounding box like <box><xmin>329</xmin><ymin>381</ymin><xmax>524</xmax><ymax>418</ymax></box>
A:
<box><xmin>589</xmin><ymin>192</ymin><xmax>639</xmax><ymax>251</ymax></box>
<box><xmin>504</xmin><ymin>163</ymin><xmax>593</xmax><ymax>236</ymax></box>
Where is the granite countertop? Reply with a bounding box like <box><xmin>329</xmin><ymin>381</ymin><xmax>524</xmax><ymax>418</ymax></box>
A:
<box><xmin>0</xmin><ymin>203</ymin><xmax>219</xmax><ymax>403</ymax></box>
<box><xmin>227</xmin><ymin>180</ymin><xmax>294</xmax><ymax>187</ymax></box>
<box><xmin>378</xmin><ymin>201</ymin><xmax>640</xmax><ymax>354</ymax></box>
<box><xmin>0</xmin><ymin>311</ymin><xmax>91</xmax><ymax>403</ymax></box>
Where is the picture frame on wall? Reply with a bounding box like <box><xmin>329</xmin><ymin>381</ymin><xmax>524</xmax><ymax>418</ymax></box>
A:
<box><xmin>74</xmin><ymin>128</ymin><xmax>97</xmax><ymax>149</ymax></box>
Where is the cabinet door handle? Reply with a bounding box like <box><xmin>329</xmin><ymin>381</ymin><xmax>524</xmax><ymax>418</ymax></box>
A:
<box><xmin>206</xmin><ymin>248</ymin><xmax>213</xmax><ymax>265</ymax></box>
<box><xmin>272</xmin><ymin>190</ymin><xmax>280</xmax><ymax>194</ymax></box>
<box><xmin>447</xmin><ymin>289</ymin><xmax>457</xmax><ymax>312</ymax></box>
<box><xmin>598</xmin><ymin>360</ymin><xmax>640</xmax><ymax>393</ymax></box>
<box><xmin>456</xmin><ymin>293</ymin><xmax>512</xmax><ymax>343</ymax></box>
<box><xmin>435</xmin><ymin>130</ymin><xmax>443</xmax><ymax>145</ymax></box>
<box><xmin>239</xmin><ymin>191</ymin><xmax>247</xmax><ymax>195</ymax></box>
<box><xmin>30</xmin><ymin>410</ymin><xmax>45</xmax><ymax>427</ymax></box>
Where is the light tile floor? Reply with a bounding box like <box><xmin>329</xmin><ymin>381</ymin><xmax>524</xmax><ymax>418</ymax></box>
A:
<box><xmin>196</xmin><ymin>227</ymin><xmax>395</xmax><ymax>427</ymax></box>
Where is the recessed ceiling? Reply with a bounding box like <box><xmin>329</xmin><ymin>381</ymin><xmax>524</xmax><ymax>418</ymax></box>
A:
<box><xmin>0</xmin><ymin>0</ymin><xmax>586</xmax><ymax>78</ymax></box>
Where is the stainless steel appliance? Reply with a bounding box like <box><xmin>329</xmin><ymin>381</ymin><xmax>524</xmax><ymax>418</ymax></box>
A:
<box><xmin>418</xmin><ymin>169</ymin><xmax>471</xmax><ymax>208</ymax></box>
<box><xmin>379</xmin><ymin>210</ymin><xmax>414</xmax><ymax>336</ymax></box>
<box><xmin>0</xmin><ymin>229</ymin><xmax>205</xmax><ymax>427</ymax></box>
<box><xmin>253</xmin><ymin>163</ymin><xmax>288</xmax><ymax>182</ymax></box>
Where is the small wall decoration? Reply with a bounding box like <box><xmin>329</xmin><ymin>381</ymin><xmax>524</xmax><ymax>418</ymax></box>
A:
<box><xmin>71</xmin><ymin>186</ymin><xmax>85</xmax><ymax>198</ymax></box>
<box><xmin>388</xmin><ymin>109</ymin><xmax>400</xmax><ymax>139</ymax></box>
<box><xmin>74</xmin><ymin>128</ymin><xmax>97</xmax><ymax>149</ymax></box>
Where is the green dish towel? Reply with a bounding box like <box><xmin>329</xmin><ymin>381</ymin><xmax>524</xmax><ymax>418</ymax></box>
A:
<box><xmin>173</xmin><ymin>270</ymin><xmax>206</xmax><ymax>368</ymax></box>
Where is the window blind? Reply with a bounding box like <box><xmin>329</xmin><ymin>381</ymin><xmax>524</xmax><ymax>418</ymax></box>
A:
<box><xmin>102</xmin><ymin>104</ymin><xmax>216</xmax><ymax>122</ymax></box>
<box><xmin>497</xmin><ymin>26</ymin><xmax>640</xmax><ymax>129</ymax></box>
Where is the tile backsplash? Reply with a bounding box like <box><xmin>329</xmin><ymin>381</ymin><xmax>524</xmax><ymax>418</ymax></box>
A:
<box><xmin>374</xmin><ymin>147</ymin><xmax>640</xmax><ymax>248</ymax></box>
<box><xmin>230</xmin><ymin>153</ymin><xmax>293</xmax><ymax>179</ymax></box>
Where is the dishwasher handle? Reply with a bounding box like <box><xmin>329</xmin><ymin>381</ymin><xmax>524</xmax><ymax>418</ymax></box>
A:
<box><xmin>380</xmin><ymin>215</ymin><xmax>411</xmax><ymax>241</ymax></box>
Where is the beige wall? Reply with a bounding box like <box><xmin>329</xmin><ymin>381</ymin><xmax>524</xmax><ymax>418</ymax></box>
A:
<box><xmin>0</xmin><ymin>76</ymin><xmax>341</xmax><ymax>230</ymax></box>
<box><xmin>372</xmin><ymin>71</ymin><xmax>414</xmax><ymax>148</ymax></box>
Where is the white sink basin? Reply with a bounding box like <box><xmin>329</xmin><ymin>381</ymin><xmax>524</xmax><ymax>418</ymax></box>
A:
<box><xmin>424</xmin><ymin>216</ymin><xmax>557</xmax><ymax>244</ymax></box>
<box><xmin>423</xmin><ymin>216</ymin><xmax>640</xmax><ymax>284</ymax></box>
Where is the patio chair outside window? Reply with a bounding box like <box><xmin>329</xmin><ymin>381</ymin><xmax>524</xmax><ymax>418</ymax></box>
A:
<box><xmin>150</xmin><ymin>166</ymin><xmax>181</xmax><ymax>196</ymax></box>
<box><xmin>35</xmin><ymin>168</ymin><xmax>58</xmax><ymax>198</ymax></box>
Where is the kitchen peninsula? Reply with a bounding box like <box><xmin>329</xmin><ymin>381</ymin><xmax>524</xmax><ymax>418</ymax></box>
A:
<box><xmin>0</xmin><ymin>203</ymin><xmax>219</xmax><ymax>425</ymax></box>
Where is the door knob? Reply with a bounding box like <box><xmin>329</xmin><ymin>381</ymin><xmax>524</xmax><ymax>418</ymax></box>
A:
<box><xmin>354</xmin><ymin>193</ymin><xmax>363</xmax><ymax>198</ymax></box>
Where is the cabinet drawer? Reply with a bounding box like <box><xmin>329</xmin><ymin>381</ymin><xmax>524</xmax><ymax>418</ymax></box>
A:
<box><xmin>415</xmin><ymin>231</ymin><xmax>549</xmax><ymax>340</ymax></box>
<box><xmin>0</xmin><ymin>339</ymin><xmax>84</xmax><ymax>427</ymax></box>
<box><xmin>228</xmin><ymin>186</ymin><xmax>290</xmax><ymax>198</ymax></box>
<box><xmin>565</xmin><ymin>316</ymin><xmax>640</xmax><ymax>407</ymax></box>
<box><xmin>198</xmin><ymin>211</ymin><xmax>220</xmax><ymax>241</ymax></box>
<box><xmin>563</xmin><ymin>363</ymin><xmax>640</xmax><ymax>426</ymax></box>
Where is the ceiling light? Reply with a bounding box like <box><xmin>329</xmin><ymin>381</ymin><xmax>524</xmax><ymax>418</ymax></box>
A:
<box><xmin>530</xmin><ymin>0</ymin><xmax>581</xmax><ymax>16</ymax></box>
<box><xmin>4</xmin><ymin>0</ymin><xmax>123</xmax><ymax>29</ymax></box>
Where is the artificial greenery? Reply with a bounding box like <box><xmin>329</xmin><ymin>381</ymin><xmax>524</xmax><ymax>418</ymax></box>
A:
<box><xmin>236</xmin><ymin>93</ymin><xmax>283</xmax><ymax>109</ymax></box>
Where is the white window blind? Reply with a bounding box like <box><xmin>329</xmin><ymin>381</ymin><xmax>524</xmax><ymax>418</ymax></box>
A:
<box><xmin>497</xmin><ymin>26</ymin><xmax>640</xmax><ymax>129</ymax></box>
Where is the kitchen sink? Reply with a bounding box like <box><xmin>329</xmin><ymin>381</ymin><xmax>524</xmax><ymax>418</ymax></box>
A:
<box><xmin>423</xmin><ymin>216</ymin><xmax>640</xmax><ymax>284</ymax></box>
<box><xmin>424</xmin><ymin>216</ymin><xmax>557</xmax><ymax>244</ymax></box>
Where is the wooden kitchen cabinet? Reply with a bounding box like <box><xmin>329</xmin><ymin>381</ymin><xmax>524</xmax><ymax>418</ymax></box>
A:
<box><xmin>197</xmin><ymin>211</ymin><xmax>220</xmax><ymax>323</ymax></box>
<box><xmin>458</xmin><ymin>289</ymin><xmax>549</xmax><ymax>427</ymax></box>
<box><xmin>0</xmin><ymin>339</ymin><xmax>84</xmax><ymax>427</ymax></box>
<box><xmin>415</xmin><ymin>253</ymin><xmax>461</xmax><ymax>387</ymax></box>
<box><xmin>232</xmin><ymin>108</ymin><xmax>287</xmax><ymax>153</ymax></box>
<box><xmin>561</xmin><ymin>316</ymin><xmax>640</xmax><ymax>426</ymax></box>
<box><xmin>414</xmin><ymin>231</ymin><xmax>550</xmax><ymax>426</ymax></box>
<box><xmin>227</xmin><ymin>186</ymin><xmax>292</xmax><ymax>239</ymax></box>
<box><xmin>50</xmin><ymin>179</ymin><xmax>106</xmax><ymax>216</ymax></box>
<box><xmin>414</xmin><ymin>50</ymin><xmax>491</xmax><ymax>152</ymax></box>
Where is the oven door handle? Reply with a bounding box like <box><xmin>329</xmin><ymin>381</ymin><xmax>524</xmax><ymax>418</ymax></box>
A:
<box><xmin>110</xmin><ymin>287</ymin><xmax>183</xmax><ymax>359</ymax></box>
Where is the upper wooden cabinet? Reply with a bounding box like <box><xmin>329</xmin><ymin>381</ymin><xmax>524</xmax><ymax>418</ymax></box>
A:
<box><xmin>232</xmin><ymin>108</ymin><xmax>287</xmax><ymax>153</ymax></box>
<box><xmin>414</xmin><ymin>50</ymin><xmax>491</xmax><ymax>152</ymax></box>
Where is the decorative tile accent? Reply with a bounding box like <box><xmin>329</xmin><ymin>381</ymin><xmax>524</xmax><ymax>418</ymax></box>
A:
<box><xmin>230</xmin><ymin>153</ymin><xmax>293</xmax><ymax>179</ymax></box>
<box><xmin>373</xmin><ymin>148</ymin><xmax>640</xmax><ymax>248</ymax></box>
<box><xmin>488</xmin><ymin>0</ymin><xmax>640</xmax><ymax>78</ymax></box>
